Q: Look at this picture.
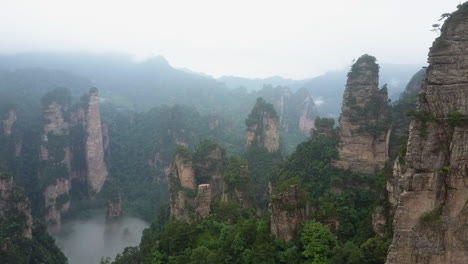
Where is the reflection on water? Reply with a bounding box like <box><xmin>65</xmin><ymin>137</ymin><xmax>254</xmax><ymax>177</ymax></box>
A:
<box><xmin>53</xmin><ymin>215</ymin><xmax>148</xmax><ymax>264</ymax></box>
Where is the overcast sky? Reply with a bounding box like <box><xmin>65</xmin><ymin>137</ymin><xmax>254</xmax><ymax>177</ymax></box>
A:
<box><xmin>0</xmin><ymin>0</ymin><xmax>463</xmax><ymax>79</ymax></box>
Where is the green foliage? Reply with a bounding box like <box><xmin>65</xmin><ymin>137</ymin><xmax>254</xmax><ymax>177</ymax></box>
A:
<box><xmin>176</xmin><ymin>145</ymin><xmax>192</xmax><ymax>162</ymax></box>
<box><xmin>224</xmin><ymin>156</ymin><xmax>249</xmax><ymax>193</ymax></box>
<box><xmin>448</xmin><ymin>111</ymin><xmax>464</xmax><ymax>127</ymax></box>
<box><xmin>41</xmin><ymin>87</ymin><xmax>72</xmax><ymax>108</ymax></box>
<box><xmin>419</xmin><ymin>209</ymin><xmax>442</xmax><ymax>226</ymax></box>
<box><xmin>438</xmin><ymin>166</ymin><xmax>451</xmax><ymax>175</ymax></box>
<box><xmin>300</xmin><ymin>221</ymin><xmax>337</xmax><ymax>263</ymax></box>
<box><xmin>245</xmin><ymin>146</ymin><xmax>283</xmax><ymax>210</ymax></box>
<box><xmin>397</xmin><ymin>136</ymin><xmax>408</xmax><ymax>164</ymax></box>
<box><xmin>359</xmin><ymin>237</ymin><xmax>391</xmax><ymax>264</ymax></box>
<box><xmin>55</xmin><ymin>193</ymin><xmax>70</xmax><ymax>210</ymax></box>
<box><xmin>193</xmin><ymin>139</ymin><xmax>227</xmax><ymax>185</ymax></box>
<box><xmin>407</xmin><ymin>110</ymin><xmax>436</xmax><ymax>122</ymax></box>
<box><xmin>347</xmin><ymin>54</ymin><xmax>379</xmax><ymax>79</ymax></box>
<box><xmin>245</xmin><ymin>97</ymin><xmax>279</xmax><ymax>128</ymax></box>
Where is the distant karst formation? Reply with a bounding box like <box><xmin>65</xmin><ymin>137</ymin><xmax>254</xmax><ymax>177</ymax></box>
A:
<box><xmin>387</xmin><ymin>4</ymin><xmax>468</xmax><ymax>263</ymax></box>
<box><xmin>246</xmin><ymin>97</ymin><xmax>281</xmax><ymax>153</ymax></box>
<box><xmin>39</xmin><ymin>87</ymin><xmax>108</xmax><ymax>229</ymax></box>
<box><xmin>334</xmin><ymin>54</ymin><xmax>391</xmax><ymax>173</ymax></box>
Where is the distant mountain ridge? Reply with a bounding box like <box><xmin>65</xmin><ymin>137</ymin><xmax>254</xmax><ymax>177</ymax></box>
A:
<box><xmin>219</xmin><ymin>63</ymin><xmax>423</xmax><ymax>117</ymax></box>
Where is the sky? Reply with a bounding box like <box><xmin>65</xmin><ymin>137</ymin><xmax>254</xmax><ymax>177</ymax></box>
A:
<box><xmin>0</xmin><ymin>0</ymin><xmax>463</xmax><ymax>79</ymax></box>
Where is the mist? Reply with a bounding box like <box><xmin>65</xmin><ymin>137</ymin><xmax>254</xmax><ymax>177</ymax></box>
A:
<box><xmin>53</xmin><ymin>215</ymin><xmax>149</xmax><ymax>264</ymax></box>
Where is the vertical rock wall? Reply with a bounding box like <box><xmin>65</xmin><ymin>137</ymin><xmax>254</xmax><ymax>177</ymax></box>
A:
<box><xmin>334</xmin><ymin>54</ymin><xmax>391</xmax><ymax>173</ymax></box>
<box><xmin>270</xmin><ymin>184</ymin><xmax>309</xmax><ymax>241</ymax></box>
<box><xmin>85</xmin><ymin>88</ymin><xmax>108</xmax><ymax>193</ymax></box>
<box><xmin>246</xmin><ymin>98</ymin><xmax>281</xmax><ymax>152</ymax></box>
<box><xmin>387</xmin><ymin>5</ymin><xmax>468</xmax><ymax>263</ymax></box>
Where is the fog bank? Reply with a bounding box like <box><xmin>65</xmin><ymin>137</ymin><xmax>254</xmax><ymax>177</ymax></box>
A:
<box><xmin>53</xmin><ymin>215</ymin><xmax>148</xmax><ymax>264</ymax></box>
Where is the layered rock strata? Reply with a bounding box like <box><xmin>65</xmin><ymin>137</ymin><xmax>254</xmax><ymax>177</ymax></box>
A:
<box><xmin>387</xmin><ymin>5</ymin><xmax>468</xmax><ymax>263</ymax></box>
<box><xmin>246</xmin><ymin>97</ymin><xmax>281</xmax><ymax>152</ymax></box>
<box><xmin>85</xmin><ymin>88</ymin><xmax>108</xmax><ymax>193</ymax></box>
<box><xmin>334</xmin><ymin>54</ymin><xmax>391</xmax><ymax>173</ymax></box>
<box><xmin>270</xmin><ymin>184</ymin><xmax>309</xmax><ymax>241</ymax></box>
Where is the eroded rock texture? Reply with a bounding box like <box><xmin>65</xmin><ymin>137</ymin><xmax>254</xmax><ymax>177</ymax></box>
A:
<box><xmin>387</xmin><ymin>5</ymin><xmax>468</xmax><ymax>263</ymax></box>
<box><xmin>44</xmin><ymin>178</ymin><xmax>70</xmax><ymax>230</ymax></box>
<box><xmin>85</xmin><ymin>88</ymin><xmax>108</xmax><ymax>193</ymax></box>
<box><xmin>169</xmin><ymin>142</ymin><xmax>230</xmax><ymax>222</ymax></box>
<box><xmin>40</xmin><ymin>87</ymin><xmax>109</xmax><ymax>228</ymax></box>
<box><xmin>169</xmin><ymin>152</ymin><xmax>198</xmax><ymax>221</ymax></box>
<box><xmin>2</xmin><ymin>109</ymin><xmax>16</xmax><ymax>136</ymax></box>
<box><xmin>40</xmin><ymin>90</ymin><xmax>72</xmax><ymax>227</ymax></box>
<box><xmin>270</xmin><ymin>184</ymin><xmax>309</xmax><ymax>241</ymax></box>
<box><xmin>258</xmin><ymin>86</ymin><xmax>318</xmax><ymax>136</ymax></box>
<box><xmin>334</xmin><ymin>54</ymin><xmax>391</xmax><ymax>173</ymax></box>
<box><xmin>246</xmin><ymin>98</ymin><xmax>281</xmax><ymax>152</ymax></box>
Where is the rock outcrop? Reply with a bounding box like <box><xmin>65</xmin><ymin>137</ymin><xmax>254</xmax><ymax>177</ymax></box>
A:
<box><xmin>2</xmin><ymin>109</ymin><xmax>16</xmax><ymax>136</ymax></box>
<box><xmin>174</xmin><ymin>154</ymin><xmax>196</xmax><ymax>190</ymax></box>
<box><xmin>334</xmin><ymin>54</ymin><xmax>391</xmax><ymax>173</ymax></box>
<box><xmin>39</xmin><ymin>87</ymin><xmax>109</xmax><ymax>228</ymax></box>
<box><xmin>40</xmin><ymin>89</ymin><xmax>72</xmax><ymax>227</ymax></box>
<box><xmin>169</xmin><ymin>151</ymin><xmax>199</xmax><ymax>221</ymax></box>
<box><xmin>169</xmin><ymin>142</ymin><xmax>230</xmax><ymax>221</ymax></box>
<box><xmin>246</xmin><ymin>97</ymin><xmax>281</xmax><ymax>152</ymax></box>
<box><xmin>44</xmin><ymin>178</ymin><xmax>70</xmax><ymax>230</ymax></box>
<box><xmin>257</xmin><ymin>86</ymin><xmax>318</xmax><ymax>136</ymax></box>
<box><xmin>297</xmin><ymin>91</ymin><xmax>317</xmax><ymax>136</ymax></box>
<box><xmin>85</xmin><ymin>87</ymin><xmax>108</xmax><ymax>193</ymax></box>
<box><xmin>0</xmin><ymin>174</ymin><xmax>33</xmax><ymax>239</ymax></box>
<box><xmin>271</xmin><ymin>184</ymin><xmax>309</xmax><ymax>241</ymax></box>
<box><xmin>387</xmin><ymin>5</ymin><xmax>468</xmax><ymax>263</ymax></box>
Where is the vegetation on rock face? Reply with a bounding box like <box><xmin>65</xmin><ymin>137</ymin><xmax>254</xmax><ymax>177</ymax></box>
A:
<box><xmin>107</xmin><ymin>115</ymin><xmax>391</xmax><ymax>263</ymax></box>
<box><xmin>0</xmin><ymin>172</ymin><xmax>67</xmax><ymax>264</ymax></box>
<box><xmin>347</xmin><ymin>54</ymin><xmax>379</xmax><ymax>80</ymax></box>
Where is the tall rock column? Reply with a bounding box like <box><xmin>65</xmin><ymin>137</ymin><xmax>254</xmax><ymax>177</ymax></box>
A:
<box><xmin>169</xmin><ymin>150</ymin><xmax>197</xmax><ymax>221</ymax></box>
<box><xmin>2</xmin><ymin>109</ymin><xmax>16</xmax><ymax>136</ymax></box>
<box><xmin>334</xmin><ymin>54</ymin><xmax>391</xmax><ymax>173</ymax></box>
<box><xmin>387</xmin><ymin>4</ymin><xmax>468</xmax><ymax>263</ymax></box>
<box><xmin>246</xmin><ymin>98</ymin><xmax>281</xmax><ymax>152</ymax></box>
<box><xmin>85</xmin><ymin>88</ymin><xmax>108</xmax><ymax>193</ymax></box>
<box><xmin>39</xmin><ymin>88</ymin><xmax>72</xmax><ymax>229</ymax></box>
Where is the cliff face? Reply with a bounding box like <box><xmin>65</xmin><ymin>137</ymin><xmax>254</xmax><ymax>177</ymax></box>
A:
<box><xmin>2</xmin><ymin>109</ymin><xmax>16</xmax><ymax>136</ymax></box>
<box><xmin>169</xmin><ymin>142</ymin><xmax>230</xmax><ymax>221</ymax></box>
<box><xmin>40</xmin><ymin>91</ymin><xmax>72</xmax><ymax>228</ymax></box>
<box><xmin>194</xmin><ymin>143</ymin><xmax>226</xmax><ymax>199</ymax></box>
<box><xmin>44</xmin><ymin>178</ymin><xmax>70</xmax><ymax>229</ymax></box>
<box><xmin>258</xmin><ymin>86</ymin><xmax>318</xmax><ymax>137</ymax></box>
<box><xmin>387</xmin><ymin>5</ymin><xmax>468</xmax><ymax>263</ymax></box>
<box><xmin>174</xmin><ymin>154</ymin><xmax>196</xmax><ymax>190</ymax></box>
<box><xmin>246</xmin><ymin>98</ymin><xmax>281</xmax><ymax>152</ymax></box>
<box><xmin>169</xmin><ymin>152</ymin><xmax>198</xmax><ymax>221</ymax></box>
<box><xmin>39</xmin><ymin>87</ymin><xmax>109</xmax><ymax>228</ymax></box>
<box><xmin>85</xmin><ymin>88</ymin><xmax>108</xmax><ymax>193</ymax></box>
<box><xmin>0</xmin><ymin>175</ymin><xmax>33</xmax><ymax>239</ymax></box>
<box><xmin>222</xmin><ymin>159</ymin><xmax>254</xmax><ymax>209</ymax></box>
<box><xmin>297</xmin><ymin>92</ymin><xmax>317</xmax><ymax>136</ymax></box>
<box><xmin>270</xmin><ymin>184</ymin><xmax>309</xmax><ymax>241</ymax></box>
<box><xmin>334</xmin><ymin>54</ymin><xmax>391</xmax><ymax>173</ymax></box>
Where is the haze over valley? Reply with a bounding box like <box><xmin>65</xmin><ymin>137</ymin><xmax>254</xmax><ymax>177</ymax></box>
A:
<box><xmin>1</xmin><ymin>1</ymin><xmax>467</xmax><ymax>264</ymax></box>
